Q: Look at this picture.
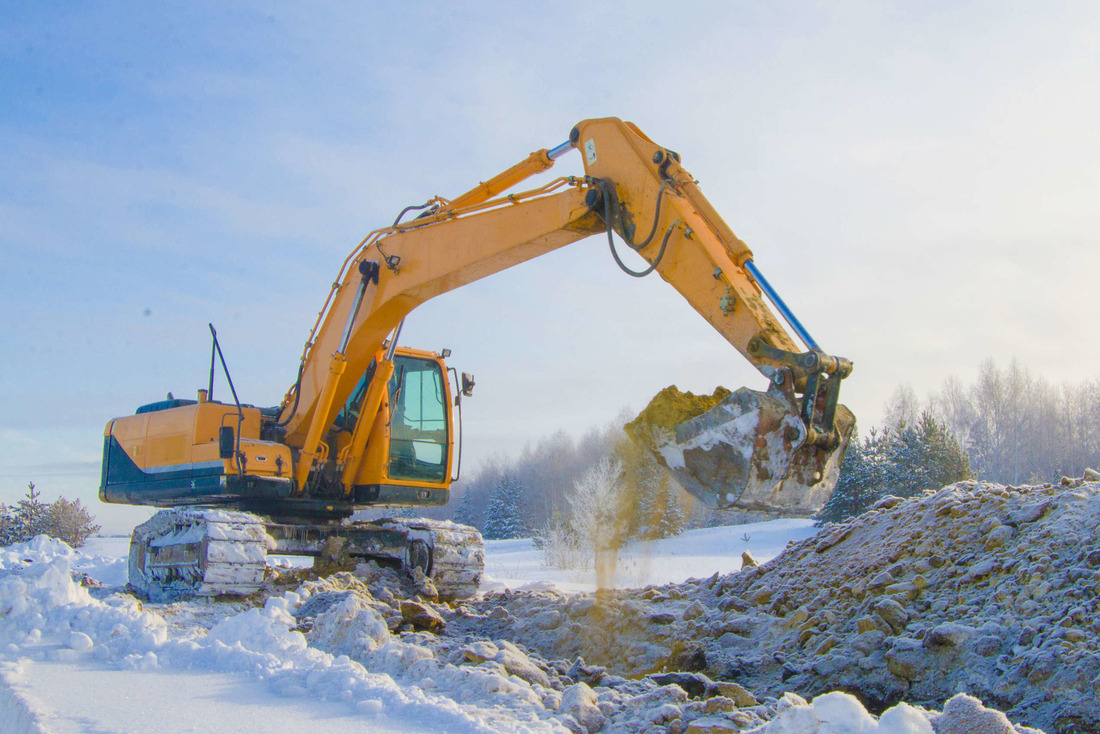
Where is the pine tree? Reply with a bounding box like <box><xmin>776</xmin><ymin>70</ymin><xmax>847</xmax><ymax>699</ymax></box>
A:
<box><xmin>653</xmin><ymin>479</ymin><xmax>686</xmax><ymax>539</ymax></box>
<box><xmin>886</xmin><ymin>411</ymin><xmax>972</xmax><ymax>498</ymax></box>
<box><xmin>0</xmin><ymin>503</ymin><xmax>16</xmax><ymax>546</ymax></box>
<box><xmin>816</xmin><ymin>427</ymin><xmax>893</xmax><ymax>524</ymax></box>
<box><xmin>817</xmin><ymin>413</ymin><xmax>972</xmax><ymax>525</ymax></box>
<box><xmin>44</xmin><ymin>496</ymin><xmax>101</xmax><ymax>548</ymax></box>
<box><xmin>453</xmin><ymin>488</ymin><xmax>480</xmax><ymax>529</ymax></box>
<box><xmin>633</xmin><ymin>476</ymin><xmax>660</xmax><ymax>539</ymax></box>
<box><xmin>0</xmin><ymin>482</ymin><xmax>101</xmax><ymax>548</ymax></box>
<box><xmin>13</xmin><ymin>482</ymin><xmax>49</xmax><ymax>540</ymax></box>
<box><xmin>623</xmin><ymin>440</ymin><xmax>662</xmax><ymax>540</ymax></box>
<box><xmin>481</xmin><ymin>474</ymin><xmax>528</xmax><ymax>540</ymax></box>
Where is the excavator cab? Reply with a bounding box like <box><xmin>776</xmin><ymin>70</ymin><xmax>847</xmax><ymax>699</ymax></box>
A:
<box><xmin>336</xmin><ymin>346</ymin><xmax>455</xmax><ymax>507</ymax></box>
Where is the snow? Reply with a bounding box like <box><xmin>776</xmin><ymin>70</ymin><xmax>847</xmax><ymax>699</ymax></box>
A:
<box><xmin>0</xmin><ymin>535</ymin><xmax>516</xmax><ymax>734</ymax></box>
<box><xmin>482</xmin><ymin>518</ymin><xmax>819</xmax><ymax>593</ymax></box>
<box><xmin>71</xmin><ymin>537</ymin><xmax>129</xmax><ymax>586</ymax></box>
<box><xmin>2</xmin><ymin>661</ymin><xmax>415</xmax><ymax>733</ymax></box>
<box><xmin>0</xmin><ymin>521</ymin><xmax>1036</xmax><ymax>733</ymax></box>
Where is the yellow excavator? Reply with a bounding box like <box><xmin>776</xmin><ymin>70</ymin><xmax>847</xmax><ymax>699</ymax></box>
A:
<box><xmin>99</xmin><ymin>118</ymin><xmax>854</xmax><ymax>601</ymax></box>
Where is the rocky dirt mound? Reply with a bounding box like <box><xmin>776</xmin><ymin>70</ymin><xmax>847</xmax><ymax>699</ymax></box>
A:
<box><xmin>710</xmin><ymin>477</ymin><xmax>1100</xmax><ymax>729</ymax></box>
<box><xmin>444</xmin><ymin>478</ymin><xmax>1100</xmax><ymax>733</ymax></box>
<box><xmin>281</xmin><ymin>564</ymin><xmax>1033</xmax><ymax>733</ymax></box>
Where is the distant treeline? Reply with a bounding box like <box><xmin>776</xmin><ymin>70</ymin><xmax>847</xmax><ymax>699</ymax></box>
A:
<box><xmin>818</xmin><ymin>357</ymin><xmax>1100</xmax><ymax>524</ymax></box>
<box><xmin>449</xmin><ymin>411</ymin><xmax>764</xmax><ymax>541</ymax></box>
<box><xmin>888</xmin><ymin>358</ymin><xmax>1100</xmax><ymax>485</ymax></box>
<box><xmin>455</xmin><ymin>419</ymin><xmax>621</xmax><ymax>535</ymax></box>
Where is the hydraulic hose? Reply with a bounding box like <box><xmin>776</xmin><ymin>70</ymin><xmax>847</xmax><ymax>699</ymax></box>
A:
<box><xmin>271</xmin><ymin>362</ymin><xmax>305</xmax><ymax>428</ymax></box>
<box><xmin>625</xmin><ymin>178</ymin><xmax>670</xmax><ymax>251</ymax></box>
<box><xmin>597</xmin><ymin>177</ymin><xmax>675</xmax><ymax>278</ymax></box>
<box><xmin>392</xmin><ymin>200</ymin><xmax>435</xmax><ymax>227</ymax></box>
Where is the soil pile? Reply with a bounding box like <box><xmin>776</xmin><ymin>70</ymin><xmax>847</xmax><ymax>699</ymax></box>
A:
<box><xmin>444</xmin><ymin>477</ymin><xmax>1100</xmax><ymax>733</ymax></box>
<box><xmin>625</xmin><ymin>385</ymin><xmax>733</xmax><ymax>446</ymax></box>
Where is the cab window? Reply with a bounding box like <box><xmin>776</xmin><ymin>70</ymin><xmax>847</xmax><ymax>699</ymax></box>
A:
<box><xmin>387</xmin><ymin>356</ymin><xmax>448</xmax><ymax>483</ymax></box>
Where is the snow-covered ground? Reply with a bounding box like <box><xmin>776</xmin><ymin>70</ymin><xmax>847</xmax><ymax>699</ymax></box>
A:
<box><xmin>2</xmin><ymin>536</ymin><xmax>459</xmax><ymax>734</ymax></box>
<box><xmin>482</xmin><ymin>519</ymin><xmax>817</xmax><ymax>593</ymax></box>
<box><xmin>0</xmin><ymin>519</ymin><xmax>1029</xmax><ymax>733</ymax></box>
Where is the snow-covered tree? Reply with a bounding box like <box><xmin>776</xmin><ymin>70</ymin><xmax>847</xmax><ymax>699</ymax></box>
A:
<box><xmin>452</xmin><ymin>488</ymin><xmax>480</xmax><ymax>528</ymax></box>
<box><xmin>481</xmin><ymin>473</ymin><xmax>528</xmax><ymax>540</ymax></box>
<box><xmin>565</xmin><ymin>457</ymin><xmax>624</xmax><ymax>566</ymax></box>
<box><xmin>0</xmin><ymin>482</ymin><xmax>101</xmax><ymax>548</ymax></box>
<box><xmin>535</xmin><ymin>508</ymin><xmax>584</xmax><ymax>569</ymax></box>
<box><xmin>537</xmin><ymin>457</ymin><xmax>628</xmax><ymax>569</ymax></box>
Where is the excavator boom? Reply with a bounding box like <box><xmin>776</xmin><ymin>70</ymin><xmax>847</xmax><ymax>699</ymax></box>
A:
<box><xmin>275</xmin><ymin>117</ymin><xmax>854</xmax><ymax>514</ymax></box>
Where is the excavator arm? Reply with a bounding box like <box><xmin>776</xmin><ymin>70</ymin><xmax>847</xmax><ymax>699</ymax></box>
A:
<box><xmin>571</xmin><ymin>119</ymin><xmax>852</xmax><ymax>444</ymax></box>
<box><xmin>570</xmin><ymin>119</ymin><xmax>855</xmax><ymax>513</ymax></box>
<box><xmin>277</xmin><ymin>117</ymin><xmax>854</xmax><ymax>514</ymax></box>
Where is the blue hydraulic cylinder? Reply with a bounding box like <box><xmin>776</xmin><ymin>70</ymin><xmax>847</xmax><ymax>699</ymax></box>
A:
<box><xmin>547</xmin><ymin>140</ymin><xmax>573</xmax><ymax>160</ymax></box>
<box><xmin>743</xmin><ymin>260</ymin><xmax>820</xmax><ymax>352</ymax></box>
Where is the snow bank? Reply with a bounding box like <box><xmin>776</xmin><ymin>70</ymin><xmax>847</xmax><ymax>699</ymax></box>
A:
<box><xmin>748</xmin><ymin>691</ymin><xmax>933</xmax><ymax>734</ymax></box>
<box><xmin>0</xmin><ymin>536</ymin><xmax>565</xmax><ymax>733</ymax></box>
<box><xmin>0</xmin><ymin>663</ymin><xmax>48</xmax><ymax>734</ymax></box>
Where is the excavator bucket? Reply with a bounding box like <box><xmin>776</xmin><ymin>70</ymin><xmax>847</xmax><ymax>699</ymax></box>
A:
<box><xmin>626</xmin><ymin>386</ymin><xmax>855</xmax><ymax>516</ymax></box>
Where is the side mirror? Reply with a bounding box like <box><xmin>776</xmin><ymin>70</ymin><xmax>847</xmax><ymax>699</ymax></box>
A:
<box><xmin>461</xmin><ymin>373</ymin><xmax>475</xmax><ymax>398</ymax></box>
<box><xmin>219</xmin><ymin>426</ymin><xmax>236</xmax><ymax>459</ymax></box>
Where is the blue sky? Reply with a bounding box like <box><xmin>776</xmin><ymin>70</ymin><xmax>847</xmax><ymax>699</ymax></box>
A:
<box><xmin>3</xmin><ymin>2</ymin><xmax>1099</xmax><ymax>533</ymax></box>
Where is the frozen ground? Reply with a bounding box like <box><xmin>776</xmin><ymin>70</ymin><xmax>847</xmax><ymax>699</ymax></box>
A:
<box><xmin>482</xmin><ymin>518</ymin><xmax>817</xmax><ymax>593</ymax></box>
<box><xmin>0</xmin><ymin>514</ymin><xmax>1042</xmax><ymax>733</ymax></box>
<box><xmin>2</xmin><ymin>661</ymin><xmax>413</xmax><ymax>733</ymax></box>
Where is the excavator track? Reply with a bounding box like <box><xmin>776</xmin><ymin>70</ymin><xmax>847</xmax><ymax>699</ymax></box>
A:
<box><xmin>129</xmin><ymin>510</ymin><xmax>485</xmax><ymax>603</ymax></box>
<box><xmin>128</xmin><ymin>508</ymin><xmax>270</xmax><ymax>602</ymax></box>
<box><xmin>373</xmin><ymin>518</ymin><xmax>485</xmax><ymax>601</ymax></box>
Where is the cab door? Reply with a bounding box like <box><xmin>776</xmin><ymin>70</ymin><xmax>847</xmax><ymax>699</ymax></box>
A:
<box><xmin>386</xmin><ymin>355</ymin><xmax>451</xmax><ymax>484</ymax></box>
